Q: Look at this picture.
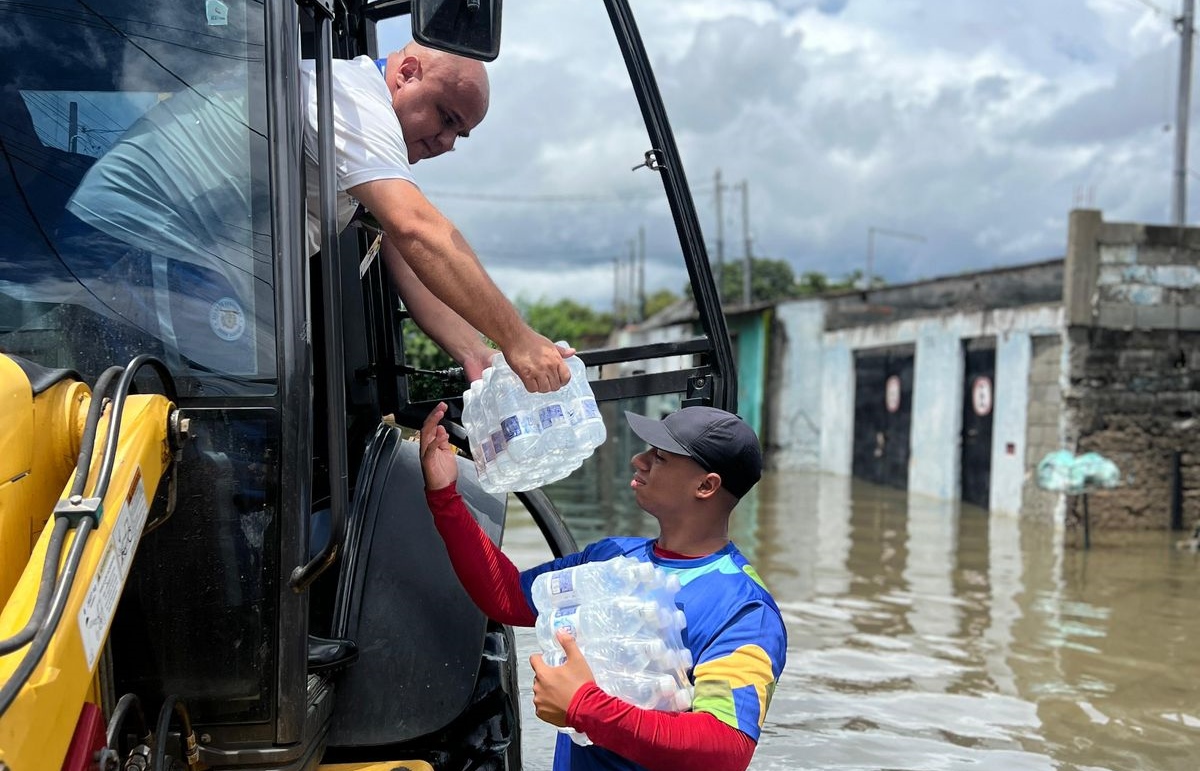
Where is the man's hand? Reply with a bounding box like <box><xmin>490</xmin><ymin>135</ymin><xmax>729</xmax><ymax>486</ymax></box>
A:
<box><xmin>507</xmin><ymin>335</ymin><xmax>573</xmax><ymax>393</ymax></box>
<box><xmin>419</xmin><ymin>402</ymin><xmax>460</xmax><ymax>491</ymax></box>
<box><xmin>529</xmin><ymin>630</ymin><xmax>595</xmax><ymax>728</ymax></box>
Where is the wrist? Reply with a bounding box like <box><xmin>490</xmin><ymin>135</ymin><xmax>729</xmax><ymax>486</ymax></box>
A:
<box><xmin>565</xmin><ymin>681</ymin><xmax>605</xmax><ymax>731</ymax></box>
<box><xmin>424</xmin><ymin>481</ymin><xmax>460</xmax><ymax>502</ymax></box>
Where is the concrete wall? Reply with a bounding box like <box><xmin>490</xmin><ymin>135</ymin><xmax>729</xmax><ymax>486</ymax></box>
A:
<box><xmin>769</xmin><ymin>301</ymin><xmax>827</xmax><ymax>470</ymax></box>
<box><xmin>1020</xmin><ymin>335</ymin><xmax>1065</xmax><ymax>521</ymax></box>
<box><xmin>819</xmin><ymin>341</ymin><xmax>854</xmax><ymax>476</ymax></box>
<box><xmin>910</xmin><ymin>328</ymin><xmax>963</xmax><ymax>501</ymax></box>
<box><xmin>803</xmin><ymin>305</ymin><xmax>1064</xmax><ymax>509</ymax></box>
<box><xmin>1066</xmin><ymin>211</ymin><xmax>1200</xmax><ymax>331</ymax></box>
<box><xmin>1063</xmin><ymin>210</ymin><xmax>1200</xmax><ymax>531</ymax></box>
<box><xmin>824</xmin><ymin>260</ymin><xmax>1063</xmax><ymax>331</ymax></box>
<box><xmin>990</xmin><ymin>332</ymin><xmax>1033</xmax><ymax>515</ymax></box>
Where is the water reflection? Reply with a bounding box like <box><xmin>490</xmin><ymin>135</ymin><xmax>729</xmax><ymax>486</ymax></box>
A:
<box><xmin>506</xmin><ymin>467</ymin><xmax>1200</xmax><ymax>771</ymax></box>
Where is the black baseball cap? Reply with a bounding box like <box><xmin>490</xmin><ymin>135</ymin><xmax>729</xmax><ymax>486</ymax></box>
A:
<box><xmin>625</xmin><ymin>406</ymin><xmax>763</xmax><ymax>498</ymax></box>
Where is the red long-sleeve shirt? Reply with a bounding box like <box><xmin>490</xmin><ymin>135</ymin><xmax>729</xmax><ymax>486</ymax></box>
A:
<box><xmin>425</xmin><ymin>483</ymin><xmax>755</xmax><ymax>771</ymax></box>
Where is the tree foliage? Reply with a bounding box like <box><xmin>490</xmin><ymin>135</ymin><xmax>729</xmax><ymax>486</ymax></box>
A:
<box><xmin>516</xmin><ymin>295</ymin><xmax>614</xmax><ymax>348</ymax></box>
<box><xmin>685</xmin><ymin>257</ymin><xmax>870</xmax><ymax>304</ymax></box>
<box><xmin>643</xmin><ymin>288</ymin><xmax>680</xmax><ymax>318</ymax></box>
<box><xmin>401</xmin><ymin>296</ymin><xmax>616</xmax><ymax>401</ymax></box>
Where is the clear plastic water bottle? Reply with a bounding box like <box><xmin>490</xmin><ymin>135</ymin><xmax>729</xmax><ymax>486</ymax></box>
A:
<box><xmin>535</xmin><ymin>598</ymin><xmax>667</xmax><ymax>653</ymax></box>
<box><xmin>461</xmin><ymin>382</ymin><xmax>489</xmax><ymax>485</ymax></box>
<box><xmin>593</xmin><ymin>671</ymin><xmax>681</xmax><ymax>710</ymax></box>
<box><xmin>532</xmin><ymin>558</ymin><xmax>694</xmax><ymax>735</ymax></box>
<box><xmin>531</xmin><ymin>557</ymin><xmax>658</xmax><ymax>611</ymax></box>
<box><xmin>584</xmin><ymin>637</ymin><xmax>670</xmax><ymax>672</ymax></box>
<box><xmin>563</xmin><ymin>348</ymin><xmax>605</xmax><ymax>450</ymax></box>
<box><xmin>491</xmin><ymin>354</ymin><xmax>541</xmax><ymax>462</ymax></box>
<box><xmin>461</xmin><ymin>342</ymin><xmax>605</xmax><ymax>493</ymax></box>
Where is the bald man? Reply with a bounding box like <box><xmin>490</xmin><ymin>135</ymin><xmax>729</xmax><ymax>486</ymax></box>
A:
<box><xmin>66</xmin><ymin>42</ymin><xmax>569</xmax><ymax>392</ymax></box>
<box><xmin>311</xmin><ymin>43</ymin><xmax>570</xmax><ymax>390</ymax></box>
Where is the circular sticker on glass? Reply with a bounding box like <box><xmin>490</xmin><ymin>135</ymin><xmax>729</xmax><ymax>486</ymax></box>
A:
<box><xmin>209</xmin><ymin>297</ymin><xmax>246</xmax><ymax>342</ymax></box>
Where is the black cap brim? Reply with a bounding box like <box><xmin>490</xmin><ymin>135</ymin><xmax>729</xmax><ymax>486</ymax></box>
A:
<box><xmin>625</xmin><ymin>411</ymin><xmax>691</xmax><ymax>457</ymax></box>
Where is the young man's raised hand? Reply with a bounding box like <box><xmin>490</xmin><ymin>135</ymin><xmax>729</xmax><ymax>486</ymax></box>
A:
<box><xmin>419</xmin><ymin>402</ymin><xmax>460</xmax><ymax>491</ymax></box>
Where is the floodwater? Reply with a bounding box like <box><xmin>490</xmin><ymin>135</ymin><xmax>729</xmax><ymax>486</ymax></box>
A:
<box><xmin>502</xmin><ymin>470</ymin><xmax>1200</xmax><ymax>771</ymax></box>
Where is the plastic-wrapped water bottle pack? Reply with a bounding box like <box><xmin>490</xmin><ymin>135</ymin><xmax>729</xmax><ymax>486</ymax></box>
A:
<box><xmin>531</xmin><ymin>556</ymin><xmax>694</xmax><ymax>746</ymax></box>
<box><xmin>462</xmin><ymin>341</ymin><xmax>606</xmax><ymax>494</ymax></box>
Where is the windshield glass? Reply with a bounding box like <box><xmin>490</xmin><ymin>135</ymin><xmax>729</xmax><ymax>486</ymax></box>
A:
<box><xmin>0</xmin><ymin>0</ymin><xmax>274</xmax><ymax>397</ymax></box>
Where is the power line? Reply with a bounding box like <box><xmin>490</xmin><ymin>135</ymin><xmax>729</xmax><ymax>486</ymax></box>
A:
<box><xmin>427</xmin><ymin>184</ymin><xmax>717</xmax><ymax>204</ymax></box>
<box><xmin>1116</xmin><ymin>0</ymin><xmax>1170</xmax><ymax>18</ymax></box>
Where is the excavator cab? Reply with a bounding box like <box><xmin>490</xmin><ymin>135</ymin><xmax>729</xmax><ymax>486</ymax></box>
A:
<box><xmin>0</xmin><ymin>0</ymin><xmax>734</xmax><ymax>769</ymax></box>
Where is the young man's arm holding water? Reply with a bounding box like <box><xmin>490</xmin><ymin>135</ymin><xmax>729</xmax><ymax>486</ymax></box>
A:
<box><xmin>418</xmin><ymin>403</ymin><xmax>762</xmax><ymax>771</ymax></box>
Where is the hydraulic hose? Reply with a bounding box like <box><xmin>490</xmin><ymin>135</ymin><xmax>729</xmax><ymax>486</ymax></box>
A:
<box><xmin>0</xmin><ymin>354</ymin><xmax>176</xmax><ymax>718</ymax></box>
<box><xmin>0</xmin><ymin>518</ymin><xmax>69</xmax><ymax>655</ymax></box>
<box><xmin>93</xmin><ymin>355</ymin><xmax>175</xmax><ymax>501</ymax></box>
<box><xmin>151</xmin><ymin>695</ymin><xmax>200</xmax><ymax>771</ymax></box>
<box><xmin>0</xmin><ymin>518</ymin><xmax>94</xmax><ymax>716</ymax></box>
<box><xmin>106</xmin><ymin>692</ymin><xmax>149</xmax><ymax>753</ymax></box>
<box><xmin>69</xmin><ymin>365</ymin><xmax>124</xmax><ymax>499</ymax></box>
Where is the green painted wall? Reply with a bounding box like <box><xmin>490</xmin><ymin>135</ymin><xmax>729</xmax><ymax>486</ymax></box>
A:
<box><xmin>726</xmin><ymin>310</ymin><xmax>770</xmax><ymax>436</ymax></box>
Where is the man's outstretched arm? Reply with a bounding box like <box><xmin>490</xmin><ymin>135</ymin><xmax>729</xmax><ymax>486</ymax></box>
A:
<box><xmin>381</xmin><ymin>237</ymin><xmax>496</xmax><ymax>383</ymax></box>
<box><xmin>349</xmin><ymin>178</ymin><xmax>570</xmax><ymax>392</ymax></box>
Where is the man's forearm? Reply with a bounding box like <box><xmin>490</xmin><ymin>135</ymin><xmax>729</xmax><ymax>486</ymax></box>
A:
<box><xmin>381</xmin><ymin>236</ymin><xmax>490</xmax><ymax>365</ymax></box>
<box><xmin>350</xmin><ymin>178</ymin><xmax>532</xmax><ymax>350</ymax></box>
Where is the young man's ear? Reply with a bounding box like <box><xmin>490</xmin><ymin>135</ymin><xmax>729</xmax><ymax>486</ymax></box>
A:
<box><xmin>695</xmin><ymin>473</ymin><xmax>723</xmax><ymax>500</ymax></box>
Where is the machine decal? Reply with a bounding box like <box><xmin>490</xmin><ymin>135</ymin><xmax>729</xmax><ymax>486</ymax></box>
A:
<box><xmin>78</xmin><ymin>468</ymin><xmax>150</xmax><ymax>669</ymax></box>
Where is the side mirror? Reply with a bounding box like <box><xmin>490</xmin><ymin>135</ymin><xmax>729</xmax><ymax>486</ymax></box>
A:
<box><xmin>411</xmin><ymin>0</ymin><xmax>502</xmax><ymax>62</ymax></box>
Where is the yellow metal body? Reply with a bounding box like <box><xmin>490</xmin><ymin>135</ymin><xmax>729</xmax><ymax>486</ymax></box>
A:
<box><xmin>0</xmin><ymin>357</ymin><xmax>89</xmax><ymax>607</ymax></box>
<box><xmin>321</xmin><ymin>758</ymin><xmax>434</xmax><ymax>763</ymax></box>
<box><xmin>0</xmin><ymin>356</ymin><xmax>174</xmax><ymax>771</ymax></box>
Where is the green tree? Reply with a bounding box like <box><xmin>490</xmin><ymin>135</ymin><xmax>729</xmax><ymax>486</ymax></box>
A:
<box><xmin>643</xmin><ymin>288</ymin><xmax>680</xmax><ymax>318</ymax></box>
<box><xmin>686</xmin><ymin>256</ymin><xmax>801</xmax><ymax>304</ymax></box>
<box><xmin>516</xmin><ymin>296</ymin><xmax>614</xmax><ymax>347</ymax></box>
<box><xmin>401</xmin><ymin>295</ymin><xmax>616</xmax><ymax>402</ymax></box>
<box><xmin>402</xmin><ymin>322</ymin><xmax>464</xmax><ymax>402</ymax></box>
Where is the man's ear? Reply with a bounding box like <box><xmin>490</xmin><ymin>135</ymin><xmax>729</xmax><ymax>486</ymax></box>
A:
<box><xmin>696</xmin><ymin>473</ymin><xmax>723</xmax><ymax>500</ymax></box>
<box><xmin>397</xmin><ymin>54</ymin><xmax>422</xmax><ymax>86</ymax></box>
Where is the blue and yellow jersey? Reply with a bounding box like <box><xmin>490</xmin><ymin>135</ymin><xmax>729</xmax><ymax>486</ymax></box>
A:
<box><xmin>520</xmin><ymin>537</ymin><xmax>787</xmax><ymax>771</ymax></box>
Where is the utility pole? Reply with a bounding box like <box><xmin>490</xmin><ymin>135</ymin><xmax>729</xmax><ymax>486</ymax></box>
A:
<box><xmin>68</xmin><ymin>101</ymin><xmax>79</xmax><ymax>153</ymax></box>
<box><xmin>865</xmin><ymin>226</ymin><xmax>925</xmax><ymax>289</ymax></box>
<box><xmin>1174</xmin><ymin>0</ymin><xmax>1195</xmax><ymax>227</ymax></box>
<box><xmin>637</xmin><ymin>225</ymin><xmax>646</xmax><ymax>321</ymax></box>
<box><xmin>628</xmin><ymin>240</ymin><xmax>637</xmax><ymax>323</ymax></box>
<box><xmin>739</xmin><ymin>180</ymin><xmax>751</xmax><ymax>306</ymax></box>
<box><xmin>714</xmin><ymin>168</ymin><xmax>726</xmax><ymax>301</ymax></box>
<box><xmin>613</xmin><ymin>256</ymin><xmax>623</xmax><ymax>325</ymax></box>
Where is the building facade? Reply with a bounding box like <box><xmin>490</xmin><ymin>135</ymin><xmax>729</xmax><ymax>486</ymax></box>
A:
<box><xmin>624</xmin><ymin>210</ymin><xmax>1200</xmax><ymax>532</ymax></box>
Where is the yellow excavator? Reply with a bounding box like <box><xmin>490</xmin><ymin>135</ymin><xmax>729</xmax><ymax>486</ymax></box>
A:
<box><xmin>0</xmin><ymin>0</ymin><xmax>736</xmax><ymax>768</ymax></box>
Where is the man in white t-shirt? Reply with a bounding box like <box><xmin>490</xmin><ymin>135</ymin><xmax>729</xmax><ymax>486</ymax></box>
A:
<box><xmin>67</xmin><ymin>42</ymin><xmax>569</xmax><ymax>392</ymax></box>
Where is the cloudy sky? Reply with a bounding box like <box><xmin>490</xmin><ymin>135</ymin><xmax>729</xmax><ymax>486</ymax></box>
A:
<box><xmin>382</xmin><ymin>0</ymin><xmax>1187</xmax><ymax>310</ymax></box>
